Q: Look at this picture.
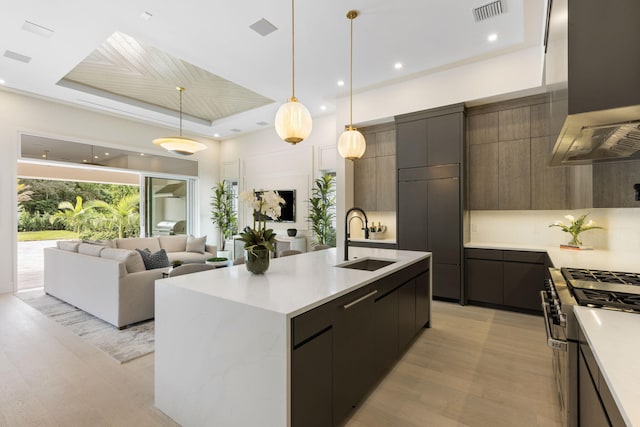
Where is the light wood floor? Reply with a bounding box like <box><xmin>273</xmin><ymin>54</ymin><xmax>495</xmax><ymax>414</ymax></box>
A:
<box><xmin>0</xmin><ymin>294</ymin><xmax>561</xmax><ymax>426</ymax></box>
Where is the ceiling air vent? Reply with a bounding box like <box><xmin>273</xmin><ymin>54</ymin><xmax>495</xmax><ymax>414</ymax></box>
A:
<box><xmin>230</xmin><ymin>128</ymin><xmax>242</xmax><ymax>133</ymax></box>
<box><xmin>256</xmin><ymin>121</ymin><xmax>269</xmax><ymax>126</ymax></box>
<box><xmin>249</xmin><ymin>18</ymin><xmax>278</xmax><ymax>37</ymax></box>
<box><xmin>473</xmin><ymin>0</ymin><xmax>504</xmax><ymax>22</ymax></box>
<box><xmin>4</xmin><ymin>50</ymin><xmax>32</xmax><ymax>63</ymax></box>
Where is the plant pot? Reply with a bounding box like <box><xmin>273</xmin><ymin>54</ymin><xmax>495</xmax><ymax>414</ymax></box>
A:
<box><xmin>206</xmin><ymin>257</ymin><xmax>229</xmax><ymax>268</ymax></box>
<box><xmin>287</xmin><ymin>228</ymin><xmax>297</xmax><ymax>237</ymax></box>
<box><xmin>245</xmin><ymin>247</ymin><xmax>270</xmax><ymax>274</ymax></box>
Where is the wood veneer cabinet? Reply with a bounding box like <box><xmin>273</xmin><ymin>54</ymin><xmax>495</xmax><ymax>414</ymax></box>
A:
<box><xmin>354</xmin><ymin>124</ymin><xmax>396</xmax><ymax>212</ymax></box>
<box><xmin>291</xmin><ymin>260</ymin><xmax>430</xmax><ymax>427</ymax></box>
<box><xmin>467</xmin><ymin>94</ymin><xmax>573</xmax><ymax>210</ymax></box>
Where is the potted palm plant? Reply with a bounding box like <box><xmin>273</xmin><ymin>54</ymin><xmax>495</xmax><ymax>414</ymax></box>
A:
<box><xmin>308</xmin><ymin>174</ymin><xmax>336</xmax><ymax>247</ymax></box>
<box><xmin>210</xmin><ymin>180</ymin><xmax>237</xmax><ymax>260</ymax></box>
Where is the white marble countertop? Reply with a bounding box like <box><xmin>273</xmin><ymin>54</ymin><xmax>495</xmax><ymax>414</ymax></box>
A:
<box><xmin>350</xmin><ymin>237</ymin><xmax>397</xmax><ymax>244</ymax></box>
<box><xmin>574</xmin><ymin>306</ymin><xmax>640</xmax><ymax>426</ymax></box>
<box><xmin>159</xmin><ymin>246</ymin><xmax>429</xmax><ymax>318</ymax></box>
<box><xmin>465</xmin><ymin>241</ymin><xmax>640</xmax><ymax>272</ymax></box>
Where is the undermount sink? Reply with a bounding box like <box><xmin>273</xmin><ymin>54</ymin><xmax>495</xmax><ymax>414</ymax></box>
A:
<box><xmin>337</xmin><ymin>258</ymin><xmax>397</xmax><ymax>272</ymax></box>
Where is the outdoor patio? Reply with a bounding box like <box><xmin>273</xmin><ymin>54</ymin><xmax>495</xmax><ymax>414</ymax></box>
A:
<box><xmin>17</xmin><ymin>240</ymin><xmax>56</xmax><ymax>291</ymax></box>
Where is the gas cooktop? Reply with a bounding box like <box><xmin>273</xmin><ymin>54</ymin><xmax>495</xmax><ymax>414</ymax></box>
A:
<box><xmin>562</xmin><ymin>267</ymin><xmax>640</xmax><ymax>311</ymax></box>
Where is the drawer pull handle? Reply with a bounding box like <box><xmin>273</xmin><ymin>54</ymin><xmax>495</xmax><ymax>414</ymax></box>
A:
<box><xmin>343</xmin><ymin>290</ymin><xmax>378</xmax><ymax>309</ymax></box>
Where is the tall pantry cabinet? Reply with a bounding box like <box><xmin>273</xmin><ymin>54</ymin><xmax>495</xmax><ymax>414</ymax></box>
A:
<box><xmin>395</xmin><ymin>104</ymin><xmax>466</xmax><ymax>301</ymax></box>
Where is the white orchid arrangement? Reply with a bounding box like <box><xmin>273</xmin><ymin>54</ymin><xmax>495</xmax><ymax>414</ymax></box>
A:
<box><xmin>238</xmin><ymin>190</ymin><xmax>286</xmax><ymax>255</ymax></box>
<box><xmin>549</xmin><ymin>213</ymin><xmax>603</xmax><ymax>246</ymax></box>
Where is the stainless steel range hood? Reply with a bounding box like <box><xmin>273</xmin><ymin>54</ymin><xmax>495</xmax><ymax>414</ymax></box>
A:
<box><xmin>546</xmin><ymin>0</ymin><xmax>640</xmax><ymax>166</ymax></box>
<box><xmin>552</xmin><ymin>108</ymin><xmax>640</xmax><ymax>165</ymax></box>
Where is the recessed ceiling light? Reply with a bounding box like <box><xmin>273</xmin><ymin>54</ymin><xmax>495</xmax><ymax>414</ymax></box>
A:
<box><xmin>320</xmin><ymin>105</ymin><xmax>327</xmax><ymax>111</ymax></box>
<box><xmin>0</xmin><ymin>78</ymin><xmax>5</xmax><ymax>85</ymax></box>
<box><xmin>105</xmin><ymin>152</ymin><xmax>110</xmax><ymax>156</ymax></box>
<box><xmin>488</xmin><ymin>33</ymin><xmax>498</xmax><ymax>42</ymax></box>
<box><xmin>394</xmin><ymin>62</ymin><xmax>403</xmax><ymax>69</ymax></box>
<box><xmin>213</xmin><ymin>133</ymin><xmax>220</xmax><ymax>138</ymax></box>
<box><xmin>140</xmin><ymin>11</ymin><xmax>153</xmax><ymax>21</ymax></box>
<box><xmin>94</xmin><ymin>155</ymin><xmax>99</xmax><ymax>159</ymax></box>
<box><xmin>140</xmin><ymin>153</ymin><xmax>145</xmax><ymax>156</ymax></box>
<box><xmin>337</xmin><ymin>80</ymin><xmax>345</xmax><ymax>87</ymax></box>
<box><xmin>83</xmin><ymin>159</ymin><xmax>88</xmax><ymax>163</ymax></box>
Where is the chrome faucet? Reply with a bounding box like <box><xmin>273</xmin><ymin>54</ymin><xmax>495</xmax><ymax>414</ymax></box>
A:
<box><xmin>344</xmin><ymin>207</ymin><xmax>369</xmax><ymax>261</ymax></box>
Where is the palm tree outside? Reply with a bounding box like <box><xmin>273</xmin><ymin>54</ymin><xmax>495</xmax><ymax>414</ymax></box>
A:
<box><xmin>92</xmin><ymin>193</ymin><xmax>140</xmax><ymax>239</ymax></box>
<box><xmin>49</xmin><ymin>195</ymin><xmax>101</xmax><ymax>239</ymax></box>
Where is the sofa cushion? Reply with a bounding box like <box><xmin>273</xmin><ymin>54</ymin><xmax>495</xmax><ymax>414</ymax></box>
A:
<box><xmin>57</xmin><ymin>241</ymin><xmax>80</xmax><ymax>252</ymax></box>
<box><xmin>159</xmin><ymin>235</ymin><xmax>188</xmax><ymax>252</ymax></box>
<box><xmin>136</xmin><ymin>248</ymin><xmax>171</xmax><ymax>270</ymax></box>
<box><xmin>186</xmin><ymin>235</ymin><xmax>207</xmax><ymax>254</ymax></box>
<box><xmin>116</xmin><ymin>237</ymin><xmax>161</xmax><ymax>252</ymax></box>
<box><xmin>101</xmin><ymin>248</ymin><xmax>146</xmax><ymax>273</ymax></box>
<box><xmin>82</xmin><ymin>238</ymin><xmax>116</xmax><ymax>248</ymax></box>
<box><xmin>78</xmin><ymin>242</ymin><xmax>106</xmax><ymax>257</ymax></box>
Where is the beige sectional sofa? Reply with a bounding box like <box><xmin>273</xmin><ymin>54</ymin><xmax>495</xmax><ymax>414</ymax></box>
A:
<box><xmin>44</xmin><ymin>235</ymin><xmax>216</xmax><ymax>328</ymax></box>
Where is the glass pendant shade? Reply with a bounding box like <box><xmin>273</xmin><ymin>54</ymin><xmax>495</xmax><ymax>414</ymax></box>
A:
<box><xmin>152</xmin><ymin>136</ymin><xmax>207</xmax><ymax>156</ymax></box>
<box><xmin>275</xmin><ymin>97</ymin><xmax>312</xmax><ymax>144</ymax></box>
<box><xmin>337</xmin><ymin>126</ymin><xmax>366</xmax><ymax>160</ymax></box>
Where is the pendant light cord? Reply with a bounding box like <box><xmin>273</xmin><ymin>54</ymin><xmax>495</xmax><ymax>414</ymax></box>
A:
<box><xmin>349</xmin><ymin>14</ymin><xmax>353</xmax><ymax>128</ymax></box>
<box><xmin>291</xmin><ymin>0</ymin><xmax>295</xmax><ymax>100</ymax></box>
<box><xmin>178</xmin><ymin>87</ymin><xmax>183</xmax><ymax>137</ymax></box>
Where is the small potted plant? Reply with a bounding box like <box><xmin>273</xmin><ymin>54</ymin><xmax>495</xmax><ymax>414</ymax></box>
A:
<box><xmin>206</xmin><ymin>257</ymin><xmax>230</xmax><ymax>268</ymax></box>
<box><xmin>307</xmin><ymin>174</ymin><xmax>336</xmax><ymax>248</ymax></box>
<box><xmin>549</xmin><ymin>212</ymin><xmax>604</xmax><ymax>248</ymax></box>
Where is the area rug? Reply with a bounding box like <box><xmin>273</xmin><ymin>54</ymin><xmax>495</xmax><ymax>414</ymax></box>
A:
<box><xmin>17</xmin><ymin>289</ymin><xmax>154</xmax><ymax>364</ymax></box>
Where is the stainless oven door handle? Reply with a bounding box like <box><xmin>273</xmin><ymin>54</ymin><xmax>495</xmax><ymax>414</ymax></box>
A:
<box><xmin>540</xmin><ymin>291</ymin><xmax>568</xmax><ymax>352</ymax></box>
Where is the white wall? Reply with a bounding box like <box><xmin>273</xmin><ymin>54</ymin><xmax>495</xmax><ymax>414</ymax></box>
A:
<box><xmin>1</xmin><ymin>89</ymin><xmax>219</xmax><ymax>294</ymax></box>
<box><xmin>220</xmin><ymin>114</ymin><xmax>337</xmax><ymax>245</ymax></box>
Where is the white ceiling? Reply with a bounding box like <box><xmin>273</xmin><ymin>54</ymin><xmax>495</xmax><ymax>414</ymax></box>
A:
<box><xmin>0</xmin><ymin>0</ymin><xmax>548</xmax><ymax>140</ymax></box>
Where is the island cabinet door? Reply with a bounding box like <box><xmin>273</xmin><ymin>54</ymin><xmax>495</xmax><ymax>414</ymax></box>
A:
<box><xmin>398</xmin><ymin>279</ymin><xmax>417</xmax><ymax>351</ymax></box>
<box><xmin>333</xmin><ymin>286</ymin><xmax>377</xmax><ymax>426</ymax></box>
<box><xmin>415</xmin><ymin>271</ymin><xmax>431</xmax><ymax>331</ymax></box>
<box><xmin>291</xmin><ymin>328</ymin><xmax>333</xmax><ymax>427</ymax></box>
<box><xmin>372</xmin><ymin>287</ymin><xmax>399</xmax><ymax>378</ymax></box>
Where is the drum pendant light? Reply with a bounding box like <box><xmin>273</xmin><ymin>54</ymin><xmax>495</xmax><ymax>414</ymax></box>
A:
<box><xmin>274</xmin><ymin>0</ymin><xmax>312</xmax><ymax>144</ymax></box>
<box><xmin>153</xmin><ymin>87</ymin><xmax>207</xmax><ymax>155</ymax></box>
<box><xmin>338</xmin><ymin>10</ymin><xmax>366</xmax><ymax>160</ymax></box>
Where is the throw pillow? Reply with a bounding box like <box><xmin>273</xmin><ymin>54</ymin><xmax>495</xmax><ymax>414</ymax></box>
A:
<box><xmin>136</xmin><ymin>248</ymin><xmax>171</xmax><ymax>270</ymax></box>
<box><xmin>57</xmin><ymin>240</ymin><xmax>80</xmax><ymax>252</ymax></box>
<box><xmin>186</xmin><ymin>235</ymin><xmax>206</xmax><ymax>254</ymax></box>
<box><xmin>82</xmin><ymin>238</ymin><xmax>115</xmax><ymax>248</ymax></box>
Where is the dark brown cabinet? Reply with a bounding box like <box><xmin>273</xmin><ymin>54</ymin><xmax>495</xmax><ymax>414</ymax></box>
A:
<box><xmin>467</xmin><ymin>94</ymin><xmax>573</xmax><ymax>210</ymax></box>
<box><xmin>291</xmin><ymin>260</ymin><xmax>430</xmax><ymax>427</ymax></box>
<box><xmin>398</xmin><ymin>165</ymin><xmax>461</xmax><ymax>300</ymax></box>
<box><xmin>396</xmin><ymin>104</ymin><xmax>465</xmax><ymax>302</ymax></box>
<box><xmin>465</xmin><ymin>248</ymin><xmax>546</xmax><ymax>313</ymax></box>
<box><xmin>578</xmin><ymin>330</ymin><xmax>626</xmax><ymax>427</ymax></box>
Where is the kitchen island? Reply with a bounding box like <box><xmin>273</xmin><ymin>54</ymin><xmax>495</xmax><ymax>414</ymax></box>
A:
<box><xmin>155</xmin><ymin>247</ymin><xmax>431</xmax><ymax>427</ymax></box>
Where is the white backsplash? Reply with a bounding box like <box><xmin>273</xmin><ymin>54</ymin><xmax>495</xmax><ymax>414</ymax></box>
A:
<box><xmin>469</xmin><ymin>209</ymin><xmax>640</xmax><ymax>252</ymax></box>
<box><xmin>348</xmin><ymin>211</ymin><xmax>397</xmax><ymax>240</ymax></box>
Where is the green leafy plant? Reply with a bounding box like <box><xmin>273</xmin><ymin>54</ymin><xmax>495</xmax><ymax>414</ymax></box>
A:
<box><xmin>49</xmin><ymin>196</ymin><xmax>100</xmax><ymax>238</ymax></box>
<box><xmin>91</xmin><ymin>193</ymin><xmax>140</xmax><ymax>239</ymax></box>
<box><xmin>210</xmin><ymin>180</ymin><xmax>237</xmax><ymax>251</ymax></box>
<box><xmin>308</xmin><ymin>174</ymin><xmax>336</xmax><ymax>247</ymax></box>
<box><xmin>238</xmin><ymin>190</ymin><xmax>284</xmax><ymax>256</ymax></box>
<box><xmin>549</xmin><ymin>213</ymin><xmax>604</xmax><ymax>246</ymax></box>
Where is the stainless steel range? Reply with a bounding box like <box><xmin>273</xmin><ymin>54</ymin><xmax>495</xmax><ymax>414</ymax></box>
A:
<box><xmin>542</xmin><ymin>267</ymin><xmax>640</xmax><ymax>426</ymax></box>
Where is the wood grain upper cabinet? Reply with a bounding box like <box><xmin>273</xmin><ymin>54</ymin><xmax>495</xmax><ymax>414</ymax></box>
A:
<box><xmin>593</xmin><ymin>159</ymin><xmax>640</xmax><ymax>208</ymax></box>
<box><xmin>467</xmin><ymin>94</ymin><xmax>572</xmax><ymax>210</ymax></box>
<box><xmin>354</xmin><ymin>124</ymin><xmax>396</xmax><ymax>212</ymax></box>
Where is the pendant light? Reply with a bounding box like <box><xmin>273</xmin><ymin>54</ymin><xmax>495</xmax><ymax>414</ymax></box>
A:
<box><xmin>274</xmin><ymin>0</ymin><xmax>312</xmax><ymax>144</ymax></box>
<box><xmin>153</xmin><ymin>87</ymin><xmax>207</xmax><ymax>155</ymax></box>
<box><xmin>338</xmin><ymin>10</ymin><xmax>366</xmax><ymax>160</ymax></box>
